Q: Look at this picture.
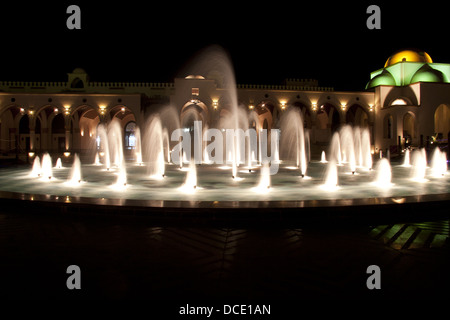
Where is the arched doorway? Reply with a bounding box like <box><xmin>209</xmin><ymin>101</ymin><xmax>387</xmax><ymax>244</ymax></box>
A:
<box><xmin>292</xmin><ymin>102</ymin><xmax>312</xmax><ymax>129</ymax></box>
<box><xmin>76</xmin><ymin>106</ymin><xmax>100</xmax><ymax>154</ymax></box>
<box><xmin>52</xmin><ymin>113</ymin><xmax>66</xmax><ymax>152</ymax></box>
<box><xmin>434</xmin><ymin>104</ymin><xmax>450</xmax><ymax>142</ymax></box>
<box><xmin>19</xmin><ymin>115</ymin><xmax>30</xmax><ymax>152</ymax></box>
<box><xmin>383</xmin><ymin>114</ymin><xmax>394</xmax><ymax>139</ymax></box>
<box><xmin>346</xmin><ymin>104</ymin><xmax>369</xmax><ymax>127</ymax></box>
<box><xmin>403</xmin><ymin>112</ymin><xmax>415</xmax><ymax>147</ymax></box>
<box><xmin>315</xmin><ymin>103</ymin><xmax>340</xmax><ymax>142</ymax></box>
<box><xmin>124</xmin><ymin>121</ymin><xmax>137</xmax><ymax>150</ymax></box>
<box><xmin>254</xmin><ymin>102</ymin><xmax>273</xmax><ymax>131</ymax></box>
<box><xmin>0</xmin><ymin>106</ymin><xmax>18</xmax><ymax>154</ymax></box>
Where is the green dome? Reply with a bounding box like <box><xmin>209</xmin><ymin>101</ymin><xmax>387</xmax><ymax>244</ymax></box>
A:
<box><xmin>411</xmin><ymin>64</ymin><xmax>445</xmax><ymax>83</ymax></box>
<box><xmin>366</xmin><ymin>69</ymin><xmax>396</xmax><ymax>89</ymax></box>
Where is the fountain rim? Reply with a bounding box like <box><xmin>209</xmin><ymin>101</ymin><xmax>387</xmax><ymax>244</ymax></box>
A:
<box><xmin>0</xmin><ymin>188</ymin><xmax>449</xmax><ymax>209</ymax></box>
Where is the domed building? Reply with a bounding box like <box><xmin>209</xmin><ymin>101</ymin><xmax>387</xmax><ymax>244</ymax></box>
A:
<box><xmin>366</xmin><ymin>49</ymin><xmax>450</xmax><ymax>154</ymax></box>
<box><xmin>367</xmin><ymin>49</ymin><xmax>450</xmax><ymax>88</ymax></box>
<box><xmin>0</xmin><ymin>49</ymin><xmax>448</xmax><ymax>161</ymax></box>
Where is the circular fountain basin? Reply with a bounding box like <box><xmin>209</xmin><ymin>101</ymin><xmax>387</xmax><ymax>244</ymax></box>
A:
<box><xmin>0</xmin><ymin>159</ymin><xmax>449</xmax><ymax>223</ymax></box>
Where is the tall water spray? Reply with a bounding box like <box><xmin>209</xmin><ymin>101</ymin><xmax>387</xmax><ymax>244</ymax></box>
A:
<box><xmin>55</xmin><ymin>158</ymin><xmax>62</xmax><ymax>169</ymax></box>
<box><xmin>144</xmin><ymin>115</ymin><xmax>165</xmax><ymax>178</ymax></box>
<box><xmin>340</xmin><ymin>125</ymin><xmax>357</xmax><ymax>174</ymax></box>
<box><xmin>373</xmin><ymin>158</ymin><xmax>392</xmax><ymax>188</ymax></box>
<box><xmin>320</xmin><ymin>151</ymin><xmax>327</xmax><ymax>163</ymax></box>
<box><xmin>179</xmin><ymin>160</ymin><xmax>197</xmax><ymax>193</ymax></box>
<box><xmin>68</xmin><ymin>153</ymin><xmax>82</xmax><ymax>185</ymax></box>
<box><xmin>135</xmin><ymin>126</ymin><xmax>143</xmax><ymax>164</ymax></box>
<box><xmin>108</xmin><ymin>120</ymin><xmax>125</xmax><ymax>167</ymax></box>
<box><xmin>31</xmin><ymin>156</ymin><xmax>41</xmax><ymax>177</ymax></box>
<box><xmin>97</xmin><ymin>124</ymin><xmax>111</xmax><ymax>170</ymax></box>
<box><xmin>329</xmin><ymin>132</ymin><xmax>342</xmax><ymax>165</ymax></box>
<box><xmin>279</xmin><ymin>108</ymin><xmax>308</xmax><ymax>177</ymax></box>
<box><xmin>431</xmin><ymin>147</ymin><xmax>448</xmax><ymax>177</ymax></box>
<box><xmin>183</xmin><ymin>46</ymin><xmax>242</xmax><ymax>179</ymax></box>
<box><xmin>403</xmin><ymin>149</ymin><xmax>411</xmax><ymax>167</ymax></box>
<box><xmin>322</xmin><ymin>160</ymin><xmax>339</xmax><ymax>190</ymax></box>
<box><xmin>361</xmin><ymin>128</ymin><xmax>372</xmax><ymax>169</ymax></box>
<box><xmin>411</xmin><ymin>148</ymin><xmax>427</xmax><ymax>181</ymax></box>
<box><xmin>41</xmin><ymin>153</ymin><xmax>53</xmax><ymax>180</ymax></box>
<box><xmin>252</xmin><ymin>162</ymin><xmax>271</xmax><ymax>193</ymax></box>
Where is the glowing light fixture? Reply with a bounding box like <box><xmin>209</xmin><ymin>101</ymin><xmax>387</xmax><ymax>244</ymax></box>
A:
<box><xmin>391</xmin><ymin>98</ymin><xmax>407</xmax><ymax>106</ymax></box>
<box><xmin>64</xmin><ymin>105</ymin><xmax>71</xmax><ymax>115</ymax></box>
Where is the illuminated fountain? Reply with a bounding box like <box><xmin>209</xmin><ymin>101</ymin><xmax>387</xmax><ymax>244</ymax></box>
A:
<box><xmin>251</xmin><ymin>162</ymin><xmax>271</xmax><ymax>193</ymax></box>
<box><xmin>55</xmin><ymin>158</ymin><xmax>62</xmax><ymax>169</ymax></box>
<box><xmin>144</xmin><ymin>115</ymin><xmax>166</xmax><ymax>179</ymax></box>
<box><xmin>30</xmin><ymin>156</ymin><xmax>41</xmax><ymax>177</ymax></box>
<box><xmin>179</xmin><ymin>160</ymin><xmax>197</xmax><ymax>193</ymax></box>
<box><xmin>97</xmin><ymin>124</ymin><xmax>111</xmax><ymax>170</ymax></box>
<box><xmin>340</xmin><ymin>125</ymin><xmax>357</xmax><ymax>174</ymax></box>
<box><xmin>373</xmin><ymin>158</ymin><xmax>392</xmax><ymax>188</ymax></box>
<box><xmin>0</xmin><ymin>46</ymin><xmax>448</xmax><ymax>219</ymax></box>
<box><xmin>321</xmin><ymin>160</ymin><xmax>339</xmax><ymax>191</ymax></box>
<box><xmin>402</xmin><ymin>149</ymin><xmax>411</xmax><ymax>167</ymax></box>
<box><xmin>67</xmin><ymin>154</ymin><xmax>82</xmax><ymax>186</ymax></box>
<box><xmin>134</xmin><ymin>126</ymin><xmax>143</xmax><ymax>165</ymax></box>
<box><xmin>279</xmin><ymin>108</ymin><xmax>308</xmax><ymax>177</ymax></box>
<box><xmin>41</xmin><ymin>153</ymin><xmax>53</xmax><ymax>180</ymax></box>
<box><xmin>320</xmin><ymin>151</ymin><xmax>327</xmax><ymax>163</ymax></box>
<box><xmin>431</xmin><ymin>147</ymin><xmax>448</xmax><ymax>177</ymax></box>
<box><xmin>411</xmin><ymin>148</ymin><xmax>427</xmax><ymax>182</ymax></box>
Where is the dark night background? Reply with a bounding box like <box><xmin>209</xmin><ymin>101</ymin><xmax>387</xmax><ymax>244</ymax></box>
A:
<box><xmin>0</xmin><ymin>2</ymin><xmax>447</xmax><ymax>91</ymax></box>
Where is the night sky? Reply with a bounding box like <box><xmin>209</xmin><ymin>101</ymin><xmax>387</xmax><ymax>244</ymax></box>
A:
<box><xmin>1</xmin><ymin>1</ymin><xmax>447</xmax><ymax>91</ymax></box>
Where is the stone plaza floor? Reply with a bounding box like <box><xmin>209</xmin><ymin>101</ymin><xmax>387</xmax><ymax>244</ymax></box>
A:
<box><xmin>0</xmin><ymin>208</ymin><xmax>449</xmax><ymax>302</ymax></box>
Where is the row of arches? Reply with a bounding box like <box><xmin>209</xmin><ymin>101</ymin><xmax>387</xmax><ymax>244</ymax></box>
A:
<box><xmin>383</xmin><ymin>104</ymin><xmax>450</xmax><ymax>148</ymax></box>
<box><xmin>0</xmin><ymin>99</ymin><xmax>377</xmax><ymax>157</ymax></box>
<box><xmin>180</xmin><ymin>99</ymin><xmax>372</xmax><ymax>143</ymax></box>
<box><xmin>0</xmin><ymin>104</ymin><xmax>136</xmax><ymax>155</ymax></box>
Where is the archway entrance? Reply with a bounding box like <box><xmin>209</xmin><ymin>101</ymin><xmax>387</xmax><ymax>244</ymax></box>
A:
<box><xmin>19</xmin><ymin>114</ymin><xmax>30</xmax><ymax>152</ymax></box>
<box><xmin>346</xmin><ymin>104</ymin><xmax>369</xmax><ymax>128</ymax></box>
<box><xmin>434</xmin><ymin>104</ymin><xmax>450</xmax><ymax>143</ymax></box>
<box><xmin>403</xmin><ymin>112</ymin><xmax>415</xmax><ymax>147</ymax></box>
<box><xmin>316</xmin><ymin>103</ymin><xmax>340</xmax><ymax>142</ymax></box>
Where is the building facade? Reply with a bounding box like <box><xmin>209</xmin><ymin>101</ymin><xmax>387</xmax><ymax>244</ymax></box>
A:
<box><xmin>0</xmin><ymin>49</ymin><xmax>448</xmax><ymax>159</ymax></box>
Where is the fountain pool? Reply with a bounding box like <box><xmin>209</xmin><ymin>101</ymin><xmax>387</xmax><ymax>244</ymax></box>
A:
<box><xmin>0</xmin><ymin>152</ymin><xmax>448</xmax><ymax>203</ymax></box>
<box><xmin>0</xmin><ymin>46</ymin><xmax>448</xmax><ymax>221</ymax></box>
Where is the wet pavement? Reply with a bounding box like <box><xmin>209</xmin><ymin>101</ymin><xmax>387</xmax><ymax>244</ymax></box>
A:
<box><xmin>0</xmin><ymin>209</ymin><xmax>449</xmax><ymax>301</ymax></box>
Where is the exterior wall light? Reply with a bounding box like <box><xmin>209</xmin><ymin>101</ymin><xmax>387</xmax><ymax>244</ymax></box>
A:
<box><xmin>64</xmin><ymin>105</ymin><xmax>71</xmax><ymax>115</ymax></box>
